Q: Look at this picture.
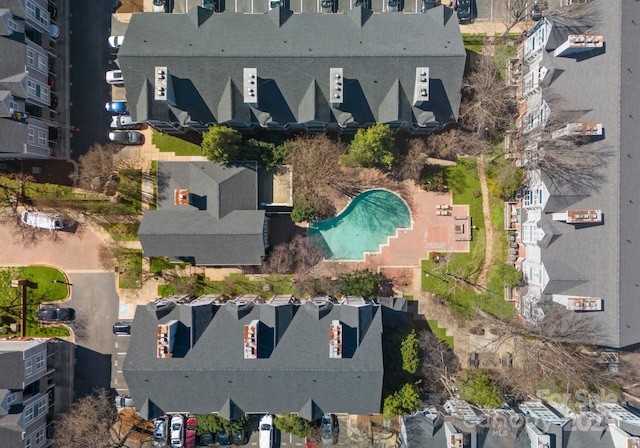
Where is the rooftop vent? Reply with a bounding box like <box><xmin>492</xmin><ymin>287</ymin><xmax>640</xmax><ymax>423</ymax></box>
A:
<box><xmin>552</xmin><ymin>122</ymin><xmax>603</xmax><ymax>139</ymax></box>
<box><xmin>157</xmin><ymin>320</ymin><xmax>178</xmax><ymax>358</ymax></box>
<box><xmin>413</xmin><ymin>67</ymin><xmax>429</xmax><ymax>106</ymax></box>
<box><xmin>552</xmin><ymin>209</ymin><xmax>602</xmax><ymax>224</ymax></box>
<box><xmin>329</xmin><ymin>320</ymin><xmax>343</xmax><ymax>358</ymax></box>
<box><xmin>444</xmin><ymin>422</ymin><xmax>463</xmax><ymax>448</ymax></box>
<box><xmin>554</xmin><ymin>34</ymin><xmax>604</xmax><ymax>57</ymax></box>
<box><xmin>566</xmin><ymin>297</ymin><xmax>603</xmax><ymax>311</ymax></box>
<box><xmin>243</xmin><ymin>319</ymin><xmax>259</xmax><ymax>359</ymax></box>
<box><xmin>597</xmin><ymin>403</ymin><xmax>640</xmax><ymax>426</ymax></box>
<box><xmin>174</xmin><ymin>189</ymin><xmax>189</xmax><ymax>206</ymax></box>
<box><xmin>520</xmin><ymin>401</ymin><xmax>567</xmax><ymax>425</ymax></box>
<box><xmin>526</xmin><ymin>423</ymin><xmax>551</xmax><ymax>448</ymax></box>
<box><xmin>339</xmin><ymin>296</ymin><xmax>369</xmax><ymax>307</ymax></box>
<box><xmin>329</xmin><ymin>68</ymin><xmax>344</xmax><ymax>106</ymax></box>
<box><xmin>154</xmin><ymin>66</ymin><xmax>175</xmax><ymax>105</ymax></box>
<box><xmin>609</xmin><ymin>424</ymin><xmax>640</xmax><ymax>448</ymax></box>
<box><xmin>268</xmin><ymin>294</ymin><xmax>295</xmax><ymax>306</ymax></box>
<box><xmin>243</xmin><ymin>68</ymin><xmax>258</xmax><ymax>106</ymax></box>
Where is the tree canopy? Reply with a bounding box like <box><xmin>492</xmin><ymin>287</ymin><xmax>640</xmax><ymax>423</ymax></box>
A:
<box><xmin>201</xmin><ymin>125</ymin><xmax>242</xmax><ymax>162</ymax></box>
<box><xmin>382</xmin><ymin>382</ymin><xmax>422</xmax><ymax>418</ymax></box>
<box><xmin>400</xmin><ymin>330</ymin><xmax>422</xmax><ymax>375</ymax></box>
<box><xmin>339</xmin><ymin>269</ymin><xmax>380</xmax><ymax>300</ymax></box>
<box><xmin>196</xmin><ymin>414</ymin><xmax>248</xmax><ymax>435</ymax></box>
<box><xmin>348</xmin><ymin>124</ymin><xmax>398</xmax><ymax>169</ymax></box>
<box><xmin>274</xmin><ymin>415</ymin><xmax>315</xmax><ymax>438</ymax></box>
<box><xmin>458</xmin><ymin>369</ymin><xmax>502</xmax><ymax>408</ymax></box>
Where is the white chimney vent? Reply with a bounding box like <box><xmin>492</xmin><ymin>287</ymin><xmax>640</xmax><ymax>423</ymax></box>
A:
<box><xmin>413</xmin><ymin>67</ymin><xmax>429</xmax><ymax>106</ymax></box>
<box><xmin>243</xmin><ymin>68</ymin><xmax>258</xmax><ymax>105</ymax></box>
<box><xmin>330</xmin><ymin>68</ymin><xmax>343</xmax><ymax>106</ymax></box>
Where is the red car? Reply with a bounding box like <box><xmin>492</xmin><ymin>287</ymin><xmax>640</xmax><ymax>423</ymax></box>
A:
<box><xmin>185</xmin><ymin>417</ymin><xmax>197</xmax><ymax>448</ymax></box>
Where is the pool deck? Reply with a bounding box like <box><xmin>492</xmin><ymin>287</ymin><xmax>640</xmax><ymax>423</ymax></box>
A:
<box><xmin>359</xmin><ymin>186</ymin><xmax>471</xmax><ymax>268</ymax></box>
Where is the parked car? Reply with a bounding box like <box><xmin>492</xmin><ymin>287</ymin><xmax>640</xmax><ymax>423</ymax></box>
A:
<box><xmin>455</xmin><ymin>0</ymin><xmax>473</xmax><ymax>23</ymax></box>
<box><xmin>36</xmin><ymin>306</ymin><xmax>75</xmax><ymax>322</ymax></box>
<box><xmin>268</xmin><ymin>0</ymin><xmax>283</xmax><ymax>10</ymax></box>
<box><xmin>49</xmin><ymin>23</ymin><xmax>59</xmax><ymax>39</ymax></box>
<box><xmin>321</xmin><ymin>0</ymin><xmax>333</xmax><ymax>12</ymax></box>
<box><xmin>217</xmin><ymin>428</ymin><xmax>232</xmax><ymax>446</ymax></box>
<box><xmin>199</xmin><ymin>432</ymin><xmax>216</xmax><ymax>446</ymax></box>
<box><xmin>259</xmin><ymin>414</ymin><xmax>274</xmax><ymax>448</ymax></box>
<box><xmin>305</xmin><ymin>435</ymin><xmax>320</xmax><ymax>448</ymax></box>
<box><xmin>106</xmin><ymin>70</ymin><xmax>124</xmax><ymax>86</ymax></box>
<box><xmin>105</xmin><ymin>100</ymin><xmax>128</xmax><ymax>114</ymax></box>
<box><xmin>185</xmin><ymin>417</ymin><xmax>197</xmax><ymax>448</ymax></box>
<box><xmin>531</xmin><ymin>3</ymin><xmax>543</xmax><ymax>21</ymax></box>
<box><xmin>21</xmin><ymin>210</ymin><xmax>63</xmax><ymax>230</ymax></box>
<box><xmin>113</xmin><ymin>322</ymin><xmax>131</xmax><ymax>335</ymax></box>
<box><xmin>110</xmin><ymin>115</ymin><xmax>141</xmax><ymax>129</ymax></box>
<box><xmin>387</xmin><ymin>0</ymin><xmax>398</xmax><ymax>11</ymax></box>
<box><xmin>114</xmin><ymin>395</ymin><xmax>134</xmax><ymax>408</ymax></box>
<box><xmin>153</xmin><ymin>0</ymin><xmax>166</xmax><ymax>12</ymax></box>
<box><xmin>232</xmin><ymin>421</ymin><xmax>249</xmax><ymax>445</ymax></box>
<box><xmin>170</xmin><ymin>414</ymin><xmax>185</xmax><ymax>448</ymax></box>
<box><xmin>108</xmin><ymin>35</ymin><xmax>125</xmax><ymax>49</ymax></box>
<box><xmin>108</xmin><ymin>130</ymin><xmax>142</xmax><ymax>145</ymax></box>
<box><xmin>320</xmin><ymin>414</ymin><xmax>338</xmax><ymax>445</ymax></box>
<box><xmin>154</xmin><ymin>416</ymin><xmax>168</xmax><ymax>447</ymax></box>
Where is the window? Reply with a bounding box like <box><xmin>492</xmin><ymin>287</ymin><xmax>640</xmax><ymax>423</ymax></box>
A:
<box><xmin>24</xmin><ymin>398</ymin><xmax>46</xmax><ymax>425</ymax></box>
<box><xmin>7</xmin><ymin>393</ymin><xmax>16</xmax><ymax>404</ymax></box>
<box><xmin>35</xmin><ymin>353</ymin><xmax>45</xmax><ymax>370</ymax></box>
<box><xmin>37</xmin><ymin>55</ymin><xmax>47</xmax><ymax>73</ymax></box>
<box><xmin>26</xmin><ymin>80</ymin><xmax>36</xmax><ymax>97</ymax></box>
<box><xmin>7</xmin><ymin>19</ymin><xmax>18</xmax><ymax>32</ymax></box>
<box><xmin>27</xmin><ymin>49</ymin><xmax>35</xmax><ymax>67</ymax></box>
<box><xmin>25</xmin><ymin>358</ymin><xmax>33</xmax><ymax>374</ymax></box>
<box><xmin>26</xmin><ymin>1</ymin><xmax>36</xmax><ymax>19</ymax></box>
<box><xmin>9</xmin><ymin>100</ymin><xmax>19</xmax><ymax>113</ymax></box>
<box><xmin>35</xmin><ymin>427</ymin><xmax>45</xmax><ymax>446</ymax></box>
<box><xmin>24</xmin><ymin>404</ymin><xmax>34</xmax><ymax>423</ymax></box>
<box><xmin>25</xmin><ymin>438</ymin><xmax>31</xmax><ymax>448</ymax></box>
<box><xmin>37</xmin><ymin>399</ymin><xmax>46</xmax><ymax>414</ymax></box>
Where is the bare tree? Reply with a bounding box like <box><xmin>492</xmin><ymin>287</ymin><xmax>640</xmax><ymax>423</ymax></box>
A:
<box><xmin>395</xmin><ymin>138</ymin><xmax>430</xmax><ymax>183</ymax></box>
<box><xmin>460</xmin><ymin>55</ymin><xmax>516</xmax><ymax>141</ymax></box>
<box><xmin>52</xmin><ymin>388</ymin><xmax>152</xmax><ymax>448</ymax></box>
<box><xmin>426</xmin><ymin>127</ymin><xmax>485</xmax><ymax>159</ymax></box>
<box><xmin>264</xmin><ymin>234</ymin><xmax>324</xmax><ymax>275</ymax></box>
<box><xmin>76</xmin><ymin>143</ymin><xmax>125</xmax><ymax>194</ymax></box>
<box><xmin>418</xmin><ymin>330</ymin><xmax>460</xmax><ymax>393</ymax></box>
<box><xmin>503</xmin><ymin>0</ymin><xmax>536</xmax><ymax>35</ymax></box>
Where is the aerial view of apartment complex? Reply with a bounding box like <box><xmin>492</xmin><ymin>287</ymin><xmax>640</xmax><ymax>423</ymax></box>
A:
<box><xmin>0</xmin><ymin>0</ymin><xmax>639</xmax><ymax>447</ymax></box>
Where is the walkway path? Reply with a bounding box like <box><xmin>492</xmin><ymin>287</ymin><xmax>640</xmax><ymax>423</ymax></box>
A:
<box><xmin>476</xmin><ymin>155</ymin><xmax>494</xmax><ymax>289</ymax></box>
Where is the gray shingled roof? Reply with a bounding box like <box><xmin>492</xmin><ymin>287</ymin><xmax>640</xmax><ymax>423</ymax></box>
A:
<box><xmin>123</xmin><ymin>300</ymin><xmax>384</xmax><ymax>420</ymax></box>
<box><xmin>535</xmin><ymin>0</ymin><xmax>640</xmax><ymax>348</ymax></box>
<box><xmin>116</xmin><ymin>6</ymin><xmax>465</xmax><ymax>133</ymax></box>
<box><xmin>138</xmin><ymin>162</ymin><xmax>266</xmax><ymax>265</ymax></box>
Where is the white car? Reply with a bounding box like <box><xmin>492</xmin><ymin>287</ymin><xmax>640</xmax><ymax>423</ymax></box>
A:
<box><xmin>268</xmin><ymin>0</ymin><xmax>283</xmax><ymax>10</ymax></box>
<box><xmin>170</xmin><ymin>414</ymin><xmax>184</xmax><ymax>448</ymax></box>
<box><xmin>259</xmin><ymin>414</ymin><xmax>274</xmax><ymax>448</ymax></box>
<box><xmin>110</xmin><ymin>115</ymin><xmax>136</xmax><ymax>129</ymax></box>
<box><xmin>21</xmin><ymin>211</ymin><xmax>63</xmax><ymax>230</ymax></box>
<box><xmin>108</xmin><ymin>35</ymin><xmax>125</xmax><ymax>49</ymax></box>
<box><xmin>106</xmin><ymin>70</ymin><xmax>124</xmax><ymax>86</ymax></box>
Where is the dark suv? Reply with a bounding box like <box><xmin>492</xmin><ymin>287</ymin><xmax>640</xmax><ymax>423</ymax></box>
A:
<box><xmin>113</xmin><ymin>322</ymin><xmax>131</xmax><ymax>335</ymax></box>
<box><xmin>455</xmin><ymin>0</ymin><xmax>473</xmax><ymax>23</ymax></box>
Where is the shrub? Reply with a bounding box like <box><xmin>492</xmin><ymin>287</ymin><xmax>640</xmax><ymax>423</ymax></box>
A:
<box><xmin>382</xmin><ymin>383</ymin><xmax>422</xmax><ymax>418</ymax></box>
<box><xmin>458</xmin><ymin>369</ymin><xmax>502</xmax><ymax>408</ymax></box>
<box><xmin>349</xmin><ymin>124</ymin><xmax>398</xmax><ymax>169</ymax></box>
<box><xmin>201</xmin><ymin>125</ymin><xmax>242</xmax><ymax>162</ymax></box>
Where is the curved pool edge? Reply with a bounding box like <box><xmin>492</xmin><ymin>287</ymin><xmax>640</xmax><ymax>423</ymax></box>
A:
<box><xmin>308</xmin><ymin>188</ymin><xmax>414</xmax><ymax>262</ymax></box>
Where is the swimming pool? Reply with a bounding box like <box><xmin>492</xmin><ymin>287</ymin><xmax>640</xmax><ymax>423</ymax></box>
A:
<box><xmin>308</xmin><ymin>189</ymin><xmax>411</xmax><ymax>261</ymax></box>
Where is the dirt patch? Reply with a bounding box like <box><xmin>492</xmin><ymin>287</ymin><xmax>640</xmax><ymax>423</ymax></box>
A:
<box><xmin>114</xmin><ymin>0</ymin><xmax>144</xmax><ymax>13</ymax></box>
<box><xmin>115</xmin><ymin>408</ymin><xmax>154</xmax><ymax>442</ymax></box>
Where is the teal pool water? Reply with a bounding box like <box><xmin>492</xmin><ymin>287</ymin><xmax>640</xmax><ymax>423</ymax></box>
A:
<box><xmin>308</xmin><ymin>189</ymin><xmax>411</xmax><ymax>261</ymax></box>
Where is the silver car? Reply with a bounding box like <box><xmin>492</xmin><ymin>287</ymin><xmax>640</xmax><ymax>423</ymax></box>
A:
<box><xmin>108</xmin><ymin>130</ymin><xmax>142</xmax><ymax>145</ymax></box>
<box><xmin>114</xmin><ymin>395</ymin><xmax>134</xmax><ymax>408</ymax></box>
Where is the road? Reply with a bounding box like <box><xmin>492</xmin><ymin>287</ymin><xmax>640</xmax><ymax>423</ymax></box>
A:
<box><xmin>65</xmin><ymin>271</ymin><xmax>121</xmax><ymax>397</ymax></box>
<box><xmin>69</xmin><ymin>0</ymin><xmax>115</xmax><ymax>160</ymax></box>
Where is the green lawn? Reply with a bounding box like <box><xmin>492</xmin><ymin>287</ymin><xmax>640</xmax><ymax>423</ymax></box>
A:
<box><xmin>149</xmin><ymin>256</ymin><xmax>189</xmax><ymax>276</ymax></box>
<box><xmin>116</xmin><ymin>250</ymin><xmax>142</xmax><ymax>289</ymax></box>
<box><xmin>493</xmin><ymin>42</ymin><xmax>518</xmax><ymax>80</ymax></box>
<box><xmin>421</xmin><ymin>157</ymin><xmax>513</xmax><ymax>319</ymax></box>
<box><xmin>117</xmin><ymin>169</ymin><xmax>143</xmax><ymax>215</ymax></box>
<box><xmin>0</xmin><ymin>266</ymin><xmax>70</xmax><ymax>337</ymax></box>
<box><xmin>101</xmin><ymin>223</ymin><xmax>140</xmax><ymax>241</ymax></box>
<box><xmin>152</xmin><ymin>129</ymin><xmax>203</xmax><ymax>156</ymax></box>
<box><xmin>427</xmin><ymin>320</ymin><xmax>454</xmax><ymax>350</ymax></box>
<box><xmin>462</xmin><ymin>33</ymin><xmax>485</xmax><ymax>53</ymax></box>
<box><xmin>158</xmin><ymin>273</ymin><xmax>295</xmax><ymax>298</ymax></box>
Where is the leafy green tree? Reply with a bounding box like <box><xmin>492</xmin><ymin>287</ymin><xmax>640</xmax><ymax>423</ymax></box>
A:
<box><xmin>348</xmin><ymin>124</ymin><xmax>398</xmax><ymax>169</ymax></box>
<box><xmin>458</xmin><ymin>369</ymin><xmax>502</xmax><ymax>408</ymax></box>
<box><xmin>401</xmin><ymin>330</ymin><xmax>421</xmax><ymax>374</ymax></box>
<box><xmin>242</xmin><ymin>139</ymin><xmax>286</xmax><ymax>171</ymax></box>
<box><xmin>201</xmin><ymin>125</ymin><xmax>242</xmax><ymax>162</ymax></box>
<box><xmin>291</xmin><ymin>192</ymin><xmax>321</xmax><ymax>223</ymax></box>
<box><xmin>494</xmin><ymin>263</ymin><xmax>523</xmax><ymax>288</ymax></box>
<box><xmin>486</xmin><ymin>157</ymin><xmax>525</xmax><ymax>199</ymax></box>
<box><xmin>339</xmin><ymin>269</ymin><xmax>379</xmax><ymax>299</ymax></box>
<box><xmin>195</xmin><ymin>415</ymin><xmax>248</xmax><ymax>436</ymax></box>
<box><xmin>274</xmin><ymin>415</ymin><xmax>315</xmax><ymax>438</ymax></box>
<box><xmin>382</xmin><ymin>382</ymin><xmax>422</xmax><ymax>418</ymax></box>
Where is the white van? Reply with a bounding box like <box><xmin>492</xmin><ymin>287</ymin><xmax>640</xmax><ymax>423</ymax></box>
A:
<box><xmin>21</xmin><ymin>211</ymin><xmax>63</xmax><ymax>230</ymax></box>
